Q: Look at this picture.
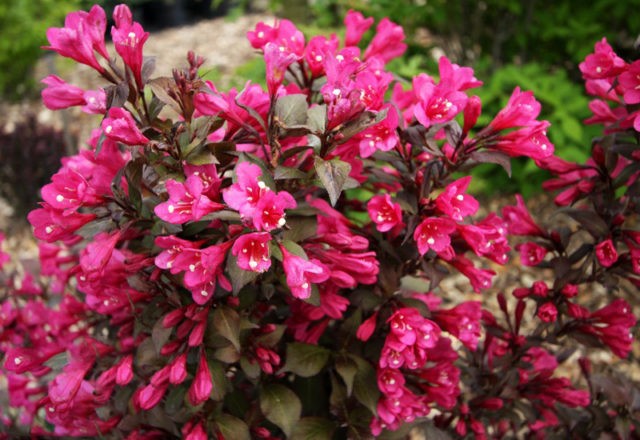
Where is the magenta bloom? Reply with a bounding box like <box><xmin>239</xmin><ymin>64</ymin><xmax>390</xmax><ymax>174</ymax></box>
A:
<box><xmin>357</xmin><ymin>105</ymin><xmax>400</xmax><ymax>157</ymax></box>
<box><xmin>111</xmin><ymin>4</ymin><xmax>149</xmax><ymax>88</ymax></box>
<box><xmin>223</xmin><ymin>162</ymin><xmax>267</xmax><ymax>217</ymax></box>
<box><xmin>413</xmin><ymin>217</ymin><xmax>456</xmax><ymax>258</ymax></box>
<box><xmin>264</xmin><ymin>42</ymin><xmax>299</xmax><ymax>96</ymax></box>
<box><xmin>363</xmin><ymin>18</ymin><xmax>407</xmax><ymax>64</ymax></box>
<box><xmin>435</xmin><ymin>176</ymin><xmax>479</xmax><ymax>221</ymax></box>
<box><xmin>537</xmin><ymin>302</ymin><xmax>558</xmax><ymax>323</ymax></box>
<box><xmin>502</xmin><ymin>195</ymin><xmax>545</xmax><ymax>236</ymax></box>
<box><xmin>413</xmin><ymin>74</ymin><xmax>468</xmax><ymax>127</ymax></box>
<box><xmin>280</xmin><ymin>246</ymin><xmax>329</xmax><ymax>299</ymax></box>
<box><xmin>518</xmin><ymin>242</ymin><xmax>548</xmax><ymax>266</ymax></box>
<box><xmin>618</xmin><ymin>60</ymin><xmax>640</xmax><ymax>105</ymax></box>
<box><xmin>154</xmin><ymin>176</ymin><xmax>224</xmax><ymax>224</ymax></box>
<box><xmin>489</xmin><ymin>87</ymin><xmax>541</xmax><ymax>131</ymax></box>
<box><xmin>252</xmin><ymin>190</ymin><xmax>296</xmax><ymax>232</ymax></box>
<box><xmin>224</xmin><ymin>162</ymin><xmax>296</xmax><ymax>230</ymax></box>
<box><xmin>188</xmin><ymin>352</ymin><xmax>213</xmax><ymax>406</ymax></box>
<box><xmin>44</xmin><ymin>5</ymin><xmax>108</xmax><ymax>73</ymax></box>
<box><xmin>432</xmin><ymin>301</ymin><xmax>482</xmax><ymax>350</ymax></box>
<box><xmin>232</xmin><ymin>232</ymin><xmax>272</xmax><ymax>272</ymax></box>
<box><xmin>595</xmin><ymin>238</ymin><xmax>618</xmax><ymax>267</ymax></box>
<box><xmin>101</xmin><ymin>107</ymin><xmax>149</xmax><ymax>146</ymax></box>
<box><xmin>41</xmin><ymin>75</ymin><xmax>85</xmax><ymax>110</ymax></box>
<box><xmin>367</xmin><ymin>194</ymin><xmax>403</xmax><ymax>232</ymax></box>
<box><xmin>344</xmin><ymin>10</ymin><xmax>374</xmax><ymax>46</ymax></box>
<box><xmin>579</xmin><ymin>38</ymin><xmax>626</xmax><ymax>80</ymax></box>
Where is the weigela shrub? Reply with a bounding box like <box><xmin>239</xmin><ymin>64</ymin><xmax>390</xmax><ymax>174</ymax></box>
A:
<box><xmin>0</xmin><ymin>5</ymin><xmax>638</xmax><ymax>439</ymax></box>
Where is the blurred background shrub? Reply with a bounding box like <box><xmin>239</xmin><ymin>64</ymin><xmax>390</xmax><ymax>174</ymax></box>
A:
<box><xmin>0</xmin><ymin>0</ymin><xmax>82</xmax><ymax>100</ymax></box>
<box><xmin>0</xmin><ymin>115</ymin><xmax>69</xmax><ymax>223</ymax></box>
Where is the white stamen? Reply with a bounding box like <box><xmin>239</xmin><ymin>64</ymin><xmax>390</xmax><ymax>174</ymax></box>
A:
<box><xmin>301</xmin><ymin>282</ymin><xmax>309</xmax><ymax>289</ymax></box>
<box><xmin>45</xmin><ymin>226</ymin><xmax>53</xmax><ymax>234</ymax></box>
<box><xmin>105</xmin><ymin>125</ymin><xmax>113</xmax><ymax>134</ymax></box>
<box><xmin>456</xmin><ymin>194</ymin><xmax>464</xmax><ymax>201</ymax></box>
<box><xmin>189</xmin><ymin>264</ymin><xmax>196</xmax><ymax>272</ymax></box>
<box><xmin>167</xmin><ymin>205</ymin><xmax>175</xmax><ymax>213</ymax></box>
<box><xmin>427</xmin><ymin>237</ymin><xmax>435</xmax><ymax>245</ymax></box>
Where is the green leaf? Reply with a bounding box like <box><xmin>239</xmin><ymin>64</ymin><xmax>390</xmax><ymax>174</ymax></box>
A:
<box><xmin>211</xmin><ymin>306</ymin><xmax>241</xmax><ymax>351</ymax></box>
<box><xmin>334</xmin><ymin>355</ymin><xmax>358</xmax><ymax>396</ymax></box>
<box><xmin>209</xmin><ymin>359</ymin><xmax>231</xmax><ymax>401</ymax></box>
<box><xmin>291</xmin><ymin>417</ymin><xmax>337</xmax><ymax>440</ymax></box>
<box><xmin>151</xmin><ymin>318</ymin><xmax>173</xmax><ymax>356</ymax></box>
<box><xmin>240</xmin><ymin>356</ymin><xmax>261</xmax><ymax>380</ymax></box>
<box><xmin>43</xmin><ymin>352</ymin><xmax>68</xmax><ymax>370</ymax></box>
<box><xmin>282</xmin><ymin>216</ymin><xmax>318</xmax><ymax>243</ymax></box>
<box><xmin>274</xmin><ymin>165</ymin><xmax>307</xmax><ymax>180</ymax></box>
<box><xmin>260</xmin><ymin>384</ymin><xmax>302</xmax><ymax>437</ymax></box>
<box><xmin>275</xmin><ymin>94</ymin><xmax>309</xmax><ymax>127</ymax></box>
<box><xmin>255</xmin><ymin>324</ymin><xmax>286</xmax><ymax>347</ymax></box>
<box><xmin>314</xmin><ymin>156</ymin><xmax>351</xmax><ymax>206</ymax></box>
<box><xmin>216</xmin><ymin>414</ymin><xmax>251</xmax><ymax>440</ymax></box>
<box><xmin>307</xmin><ymin>104</ymin><xmax>327</xmax><ymax>134</ymax></box>
<box><xmin>351</xmin><ymin>355</ymin><xmax>380</xmax><ymax>416</ymax></box>
<box><xmin>226</xmin><ymin>253</ymin><xmax>259</xmax><ymax>295</ymax></box>
<box><xmin>281</xmin><ymin>343</ymin><xmax>330</xmax><ymax>378</ymax></box>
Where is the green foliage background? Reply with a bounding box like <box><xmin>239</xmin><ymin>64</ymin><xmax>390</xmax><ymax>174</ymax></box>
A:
<box><xmin>0</xmin><ymin>0</ymin><xmax>83</xmax><ymax>100</ymax></box>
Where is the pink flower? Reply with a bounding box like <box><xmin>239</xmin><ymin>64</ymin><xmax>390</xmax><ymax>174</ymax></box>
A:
<box><xmin>101</xmin><ymin>107</ymin><xmax>149</xmax><ymax>146</ymax></box>
<box><xmin>28</xmin><ymin>204</ymin><xmax>96</xmax><ymax>243</ymax></box>
<box><xmin>81</xmin><ymin>88</ymin><xmax>107</xmax><ymax>114</ymax></box>
<box><xmin>188</xmin><ymin>352</ymin><xmax>212</xmax><ymax>405</ymax></box>
<box><xmin>154</xmin><ymin>176</ymin><xmax>224</xmax><ymax>224</ymax></box>
<box><xmin>357</xmin><ymin>105</ymin><xmax>400</xmax><ymax>157</ymax></box>
<box><xmin>169</xmin><ymin>353</ymin><xmax>188</xmax><ymax>384</ymax></box>
<box><xmin>344</xmin><ymin>10</ymin><xmax>374</xmax><ymax>46</ymax></box>
<box><xmin>280</xmin><ymin>245</ymin><xmax>329</xmax><ymax>299</ymax></box>
<box><xmin>517</xmin><ymin>242</ymin><xmax>547</xmax><ymax>266</ymax></box>
<box><xmin>264</xmin><ymin>43</ymin><xmax>299</xmax><ymax>96</ymax></box>
<box><xmin>413</xmin><ymin>74</ymin><xmax>468</xmax><ymax>127</ymax></box>
<box><xmin>450</xmin><ymin>255</ymin><xmax>495</xmax><ymax>292</ymax></box>
<box><xmin>432</xmin><ymin>302</ymin><xmax>482</xmax><ymax>350</ymax></box>
<box><xmin>224</xmin><ymin>162</ymin><xmax>296</xmax><ymax>230</ymax></box>
<box><xmin>252</xmin><ymin>189</ymin><xmax>297</xmax><ymax>232</ymax></box>
<box><xmin>115</xmin><ymin>355</ymin><xmax>133</xmax><ymax>385</ymax></box>
<box><xmin>44</xmin><ymin>5</ymin><xmax>108</xmax><ymax>73</ymax></box>
<box><xmin>111</xmin><ymin>4</ymin><xmax>149</xmax><ymax>88</ymax></box>
<box><xmin>356</xmin><ymin>311</ymin><xmax>378</xmax><ymax>342</ymax></box>
<box><xmin>246</xmin><ymin>22</ymin><xmax>277</xmax><ymax>49</ymax></box>
<box><xmin>413</xmin><ymin>217</ymin><xmax>456</xmax><ymax>258</ymax></box>
<box><xmin>595</xmin><ymin>238</ymin><xmax>618</xmax><ymax>267</ymax></box>
<box><xmin>579</xmin><ymin>38</ymin><xmax>626</xmax><ymax>80</ymax></box>
<box><xmin>435</xmin><ymin>176</ymin><xmax>479</xmax><ymax>221</ymax></box>
<box><xmin>79</xmin><ymin>231</ymin><xmax>121</xmax><ymax>276</ymax></box>
<box><xmin>537</xmin><ymin>302</ymin><xmax>558</xmax><ymax>323</ymax></box>
<box><xmin>618</xmin><ymin>60</ymin><xmax>640</xmax><ymax>104</ymax></box>
<box><xmin>231</xmin><ymin>232</ymin><xmax>272</xmax><ymax>272</ymax></box>
<box><xmin>367</xmin><ymin>194</ymin><xmax>403</xmax><ymax>232</ymax></box>
<box><xmin>41</xmin><ymin>75</ymin><xmax>86</xmax><ymax>110</ymax></box>
<box><xmin>489</xmin><ymin>87</ymin><xmax>541</xmax><ymax>131</ymax></box>
<box><xmin>363</xmin><ymin>18</ymin><xmax>407</xmax><ymax>64</ymax></box>
<box><xmin>494</xmin><ymin>120</ymin><xmax>554</xmax><ymax>160</ymax></box>
<box><xmin>223</xmin><ymin>162</ymin><xmax>268</xmax><ymax>217</ymax></box>
<box><xmin>304</xmin><ymin>35</ymin><xmax>339</xmax><ymax>77</ymax></box>
<box><xmin>502</xmin><ymin>195</ymin><xmax>545</xmax><ymax>236</ymax></box>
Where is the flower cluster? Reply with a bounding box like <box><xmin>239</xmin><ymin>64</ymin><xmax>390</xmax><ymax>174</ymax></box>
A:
<box><xmin>0</xmin><ymin>5</ymin><xmax>637</xmax><ymax>439</ymax></box>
